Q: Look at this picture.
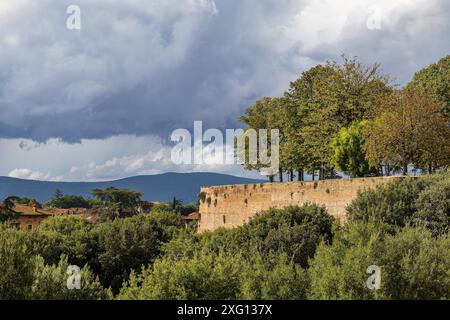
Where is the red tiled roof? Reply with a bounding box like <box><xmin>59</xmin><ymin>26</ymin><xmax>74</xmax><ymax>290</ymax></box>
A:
<box><xmin>184</xmin><ymin>212</ymin><xmax>199</xmax><ymax>220</ymax></box>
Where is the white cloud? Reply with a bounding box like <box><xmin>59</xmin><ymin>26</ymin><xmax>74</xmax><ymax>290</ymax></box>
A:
<box><xmin>8</xmin><ymin>168</ymin><xmax>52</xmax><ymax>181</ymax></box>
<box><xmin>0</xmin><ymin>134</ymin><xmax>260</xmax><ymax>181</ymax></box>
<box><xmin>0</xmin><ymin>0</ymin><xmax>448</xmax><ymax>180</ymax></box>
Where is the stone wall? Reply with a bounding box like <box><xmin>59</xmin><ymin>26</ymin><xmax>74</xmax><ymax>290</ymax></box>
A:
<box><xmin>198</xmin><ymin>176</ymin><xmax>404</xmax><ymax>232</ymax></box>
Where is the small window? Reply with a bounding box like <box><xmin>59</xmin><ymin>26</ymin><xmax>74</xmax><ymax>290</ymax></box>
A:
<box><xmin>223</xmin><ymin>215</ymin><xmax>226</xmax><ymax>224</ymax></box>
<box><xmin>27</xmin><ymin>224</ymin><xmax>33</xmax><ymax>230</ymax></box>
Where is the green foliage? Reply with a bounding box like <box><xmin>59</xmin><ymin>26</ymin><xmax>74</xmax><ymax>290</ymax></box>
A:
<box><xmin>0</xmin><ymin>223</ymin><xmax>111</xmax><ymax>300</ymax></box>
<box><xmin>308</xmin><ymin>223</ymin><xmax>450</xmax><ymax>299</ymax></box>
<box><xmin>363</xmin><ymin>89</ymin><xmax>450</xmax><ymax>174</ymax></box>
<box><xmin>163</xmin><ymin>204</ymin><xmax>334</xmax><ymax>270</ymax></box>
<box><xmin>0</xmin><ymin>196</ymin><xmax>20</xmax><ymax>222</ymax></box>
<box><xmin>413</xmin><ymin>174</ymin><xmax>450</xmax><ymax>235</ymax></box>
<box><xmin>332</xmin><ymin>121</ymin><xmax>375</xmax><ymax>177</ymax></box>
<box><xmin>91</xmin><ymin>187</ymin><xmax>142</xmax><ymax>220</ymax></box>
<box><xmin>250</xmin><ymin>56</ymin><xmax>391</xmax><ymax>179</ymax></box>
<box><xmin>93</xmin><ymin>213</ymin><xmax>182</xmax><ymax>292</ymax></box>
<box><xmin>199</xmin><ymin>192</ymin><xmax>207</xmax><ymax>203</ymax></box>
<box><xmin>27</xmin><ymin>215</ymin><xmax>96</xmax><ymax>267</ymax></box>
<box><xmin>118</xmin><ymin>250</ymin><xmax>308</xmax><ymax>300</ymax></box>
<box><xmin>407</xmin><ymin>55</ymin><xmax>450</xmax><ymax>117</ymax></box>
<box><xmin>31</xmin><ymin>256</ymin><xmax>111</xmax><ymax>300</ymax></box>
<box><xmin>241</xmin><ymin>204</ymin><xmax>334</xmax><ymax>267</ymax></box>
<box><xmin>239</xmin><ymin>55</ymin><xmax>450</xmax><ymax>179</ymax></box>
<box><xmin>308</xmin><ymin>222</ymin><xmax>385</xmax><ymax>300</ymax></box>
<box><xmin>25</xmin><ymin>211</ymin><xmax>182</xmax><ymax>295</ymax></box>
<box><xmin>0</xmin><ymin>225</ymin><xmax>35</xmax><ymax>299</ymax></box>
<box><xmin>46</xmin><ymin>194</ymin><xmax>91</xmax><ymax>209</ymax></box>
<box><xmin>347</xmin><ymin>173</ymin><xmax>450</xmax><ymax>235</ymax></box>
<box><xmin>346</xmin><ymin>178</ymin><xmax>424</xmax><ymax>228</ymax></box>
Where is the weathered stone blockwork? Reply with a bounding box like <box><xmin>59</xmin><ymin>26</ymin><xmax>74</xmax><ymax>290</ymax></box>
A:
<box><xmin>198</xmin><ymin>176</ymin><xmax>404</xmax><ymax>232</ymax></box>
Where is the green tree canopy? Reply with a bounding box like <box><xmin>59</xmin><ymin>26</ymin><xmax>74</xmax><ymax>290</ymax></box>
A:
<box><xmin>407</xmin><ymin>55</ymin><xmax>450</xmax><ymax>117</ymax></box>
<box><xmin>331</xmin><ymin>120</ymin><xmax>376</xmax><ymax>177</ymax></box>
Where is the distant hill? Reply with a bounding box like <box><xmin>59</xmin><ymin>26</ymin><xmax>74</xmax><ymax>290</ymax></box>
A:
<box><xmin>0</xmin><ymin>172</ymin><xmax>265</xmax><ymax>203</ymax></box>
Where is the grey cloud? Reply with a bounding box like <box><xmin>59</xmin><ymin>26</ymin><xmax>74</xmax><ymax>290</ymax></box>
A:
<box><xmin>0</xmin><ymin>0</ymin><xmax>313</xmax><ymax>141</ymax></box>
<box><xmin>0</xmin><ymin>0</ymin><xmax>448</xmax><ymax>142</ymax></box>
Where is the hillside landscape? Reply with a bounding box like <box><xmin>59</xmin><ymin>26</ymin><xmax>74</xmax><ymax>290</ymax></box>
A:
<box><xmin>0</xmin><ymin>173</ymin><xmax>264</xmax><ymax>203</ymax></box>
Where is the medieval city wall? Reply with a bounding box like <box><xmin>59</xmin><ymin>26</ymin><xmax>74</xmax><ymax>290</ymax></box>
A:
<box><xmin>198</xmin><ymin>176</ymin><xmax>404</xmax><ymax>232</ymax></box>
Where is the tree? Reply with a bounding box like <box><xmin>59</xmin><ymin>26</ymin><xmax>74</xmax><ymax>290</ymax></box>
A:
<box><xmin>346</xmin><ymin>177</ymin><xmax>428</xmax><ymax>232</ymax></box>
<box><xmin>46</xmin><ymin>194</ymin><xmax>90</xmax><ymax>209</ymax></box>
<box><xmin>0</xmin><ymin>196</ymin><xmax>20</xmax><ymax>223</ymax></box>
<box><xmin>308</xmin><ymin>222</ymin><xmax>450</xmax><ymax>300</ymax></box>
<box><xmin>286</xmin><ymin>56</ymin><xmax>391</xmax><ymax>179</ymax></box>
<box><xmin>27</xmin><ymin>215</ymin><xmax>96</xmax><ymax>268</ymax></box>
<box><xmin>240</xmin><ymin>204</ymin><xmax>335</xmax><ymax>267</ymax></box>
<box><xmin>54</xmin><ymin>189</ymin><xmax>63</xmax><ymax>199</ymax></box>
<box><xmin>93</xmin><ymin>213</ymin><xmax>182</xmax><ymax>293</ymax></box>
<box><xmin>346</xmin><ymin>171</ymin><xmax>450</xmax><ymax>235</ymax></box>
<box><xmin>238</xmin><ymin>97</ymin><xmax>285</xmax><ymax>181</ymax></box>
<box><xmin>413</xmin><ymin>173</ymin><xmax>450</xmax><ymax>236</ymax></box>
<box><xmin>31</xmin><ymin>255</ymin><xmax>111</xmax><ymax>300</ymax></box>
<box><xmin>118</xmin><ymin>250</ymin><xmax>308</xmax><ymax>300</ymax></box>
<box><xmin>364</xmin><ymin>89</ymin><xmax>450</xmax><ymax>175</ymax></box>
<box><xmin>331</xmin><ymin>120</ymin><xmax>376</xmax><ymax>177</ymax></box>
<box><xmin>407</xmin><ymin>55</ymin><xmax>450</xmax><ymax>117</ymax></box>
<box><xmin>0</xmin><ymin>225</ymin><xmax>35</xmax><ymax>299</ymax></box>
<box><xmin>91</xmin><ymin>187</ymin><xmax>142</xmax><ymax>219</ymax></box>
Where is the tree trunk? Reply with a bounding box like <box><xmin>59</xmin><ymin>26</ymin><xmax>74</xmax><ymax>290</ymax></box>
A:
<box><xmin>279</xmin><ymin>168</ymin><xmax>283</xmax><ymax>182</ymax></box>
<box><xmin>289</xmin><ymin>170</ymin><xmax>294</xmax><ymax>182</ymax></box>
<box><xmin>298</xmin><ymin>169</ymin><xmax>304</xmax><ymax>181</ymax></box>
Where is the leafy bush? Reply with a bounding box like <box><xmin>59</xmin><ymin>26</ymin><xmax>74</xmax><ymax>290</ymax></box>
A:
<box><xmin>0</xmin><ymin>225</ymin><xmax>35</xmax><ymax>299</ymax></box>
<box><xmin>413</xmin><ymin>176</ymin><xmax>450</xmax><ymax>235</ymax></box>
<box><xmin>347</xmin><ymin>172</ymin><xmax>450</xmax><ymax>236</ymax></box>
<box><xmin>93</xmin><ymin>213</ymin><xmax>182</xmax><ymax>292</ymax></box>
<box><xmin>27</xmin><ymin>215</ymin><xmax>96</xmax><ymax>267</ymax></box>
<box><xmin>308</xmin><ymin>222</ymin><xmax>450</xmax><ymax>299</ymax></box>
<box><xmin>241</xmin><ymin>204</ymin><xmax>335</xmax><ymax>267</ymax></box>
<box><xmin>162</xmin><ymin>204</ymin><xmax>335</xmax><ymax>269</ymax></box>
<box><xmin>31</xmin><ymin>256</ymin><xmax>111</xmax><ymax>300</ymax></box>
<box><xmin>118</xmin><ymin>250</ymin><xmax>308</xmax><ymax>300</ymax></box>
<box><xmin>346</xmin><ymin>177</ymin><xmax>423</xmax><ymax>230</ymax></box>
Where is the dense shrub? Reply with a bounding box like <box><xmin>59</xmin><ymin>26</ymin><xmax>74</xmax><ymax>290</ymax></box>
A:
<box><xmin>27</xmin><ymin>215</ymin><xmax>96</xmax><ymax>267</ymax></box>
<box><xmin>31</xmin><ymin>256</ymin><xmax>111</xmax><ymax>300</ymax></box>
<box><xmin>118</xmin><ymin>250</ymin><xmax>308</xmax><ymax>300</ymax></box>
<box><xmin>347</xmin><ymin>172</ymin><xmax>450</xmax><ymax>235</ymax></box>
<box><xmin>242</xmin><ymin>204</ymin><xmax>335</xmax><ymax>267</ymax></box>
<box><xmin>0</xmin><ymin>224</ymin><xmax>110</xmax><ymax>300</ymax></box>
<box><xmin>413</xmin><ymin>177</ymin><xmax>450</xmax><ymax>235</ymax></box>
<box><xmin>164</xmin><ymin>204</ymin><xmax>335</xmax><ymax>269</ymax></box>
<box><xmin>93</xmin><ymin>212</ymin><xmax>182</xmax><ymax>292</ymax></box>
<box><xmin>308</xmin><ymin>223</ymin><xmax>450</xmax><ymax>299</ymax></box>
<box><xmin>0</xmin><ymin>225</ymin><xmax>35</xmax><ymax>299</ymax></box>
<box><xmin>26</xmin><ymin>211</ymin><xmax>183</xmax><ymax>294</ymax></box>
<box><xmin>346</xmin><ymin>177</ymin><xmax>427</xmax><ymax>230</ymax></box>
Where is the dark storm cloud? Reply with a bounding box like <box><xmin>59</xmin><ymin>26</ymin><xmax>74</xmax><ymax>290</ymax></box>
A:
<box><xmin>0</xmin><ymin>0</ymin><xmax>448</xmax><ymax>142</ymax></box>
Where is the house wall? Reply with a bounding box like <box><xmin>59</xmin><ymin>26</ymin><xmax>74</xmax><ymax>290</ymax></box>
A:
<box><xmin>10</xmin><ymin>215</ymin><xmax>48</xmax><ymax>230</ymax></box>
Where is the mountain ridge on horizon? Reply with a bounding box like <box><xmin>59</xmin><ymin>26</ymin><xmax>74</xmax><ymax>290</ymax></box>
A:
<box><xmin>0</xmin><ymin>172</ymin><xmax>266</xmax><ymax>203</ymax></box>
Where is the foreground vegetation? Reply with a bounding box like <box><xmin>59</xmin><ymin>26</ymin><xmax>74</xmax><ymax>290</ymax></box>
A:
<box><xmin>0</xmin><ymin>171</ymin><xmax>449</xmax><ymax>300</ymax></box>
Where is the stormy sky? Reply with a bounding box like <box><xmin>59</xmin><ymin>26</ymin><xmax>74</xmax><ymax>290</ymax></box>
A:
<box><xmin>0</xmin><ymin>0</ymin><xmax>449</xmax><ymax>181</ymax></box>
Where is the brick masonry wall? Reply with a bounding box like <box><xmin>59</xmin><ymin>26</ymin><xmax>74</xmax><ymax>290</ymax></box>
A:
<box><xmin>198</xmin><ymin>176</ymin><xmax>405</xmax><ymax>232</ymax></box>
